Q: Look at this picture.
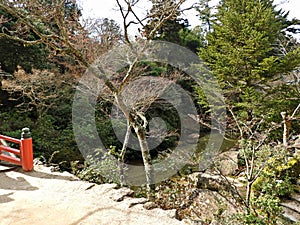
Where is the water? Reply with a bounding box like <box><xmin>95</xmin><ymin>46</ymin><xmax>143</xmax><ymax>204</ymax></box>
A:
<box><xmin>123</xmin><ymin>132</ymin><xmax>236</xmax><ymax>187</ymax></box>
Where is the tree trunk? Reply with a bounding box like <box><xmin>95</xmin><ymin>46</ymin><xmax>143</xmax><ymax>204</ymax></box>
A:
<box><xmin>245</xmin><ymin>181</ymin><xmax>252</xmax><ymax>209</ymax></box>
<box><xmin>119</xmin><ymin>122</ymin><xmax>131</xmax><ymax>186</ymax></box>
<box><xmin>135</xmin><ymin>126</ymin><xmax>155</xmax><ymax>194</ymax></box>
<box><xmin>281</xmin><ymin>112</ymin><xmax>289</xmax><ymax>147</ymax></box>
<box><xmin>114</xmin><ymin>94</ymin><xmax>155</xmax><ymax>194</ymax></box>
<box><xmin>120</xmin><ymin>122</ymin><xmax>131</xmax><ymax>161</ymax></box>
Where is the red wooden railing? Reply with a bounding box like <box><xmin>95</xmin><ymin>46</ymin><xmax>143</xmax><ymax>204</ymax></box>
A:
<box><xmin>0</xmin><ymin>128</ymin><xmax>33</xmax><ymax>171</ymax></box>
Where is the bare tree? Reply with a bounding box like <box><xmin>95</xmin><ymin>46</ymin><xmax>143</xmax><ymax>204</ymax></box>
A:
<box><xmin>2</xmin><ymin>67</ymin><xmax>77</xmax><ymax>122</ymax></box>
<box><xmin>228</xmin><ymin>107</ymin><xmax>284</xmax><ymax>212</ymax></box>
<box><xmin>0</xmin><ymin>0</ymin><xmax>188</xmax><ymax>193</ymax></box>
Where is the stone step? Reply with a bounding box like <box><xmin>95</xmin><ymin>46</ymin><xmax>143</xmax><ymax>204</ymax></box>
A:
<box><xmin>282</xmin><ymin>206</ymin><xmax>300</xmax><ymax>222</ymax></box>
<box><xmin>281</xmin><ymin>195</ymin><xmax>300</xmax><ymax>222</ymax></box>
<box><xmin>290</xmin><ymin>193</ymin><xmax>300</xmax><ymax>202</ymax></box>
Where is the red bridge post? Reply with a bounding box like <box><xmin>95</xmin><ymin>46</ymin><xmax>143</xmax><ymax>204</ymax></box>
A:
<box><xmin>21</xmin><ymin>128</ymin><xmax>33</xmax><ymax>171</ymax></box>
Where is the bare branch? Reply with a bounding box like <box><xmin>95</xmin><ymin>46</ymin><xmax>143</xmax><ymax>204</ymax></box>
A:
<box><xmin>147</xmin><ymin>0</ymin><xmax>185</xmax><ymax>39</ymax></box>
<box><xmin>291</xmin><ymin>102</ymin><xmax>300</xmax><ymax>119</ymax></box>
<box><xmin>228</xmin><ymin>106</ymin><xmax>243</xmax><ymax>138</ymax></box>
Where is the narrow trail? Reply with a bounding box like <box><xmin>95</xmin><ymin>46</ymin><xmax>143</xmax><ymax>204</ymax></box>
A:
<box><xmin>0</xmin><ymin>164</ymin><xmax>185</xmax><ymax>225</ymax></box>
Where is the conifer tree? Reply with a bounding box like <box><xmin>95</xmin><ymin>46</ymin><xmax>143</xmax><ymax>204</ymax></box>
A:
<box><xmin>198</xmin><ymin>0</ymin><xmax>300</xmax><ymax>117</ymax></box>
<box><xmin>144</xmin><ymin>0</ymin><xmax>203</xmax><ymax>52</ymax></box>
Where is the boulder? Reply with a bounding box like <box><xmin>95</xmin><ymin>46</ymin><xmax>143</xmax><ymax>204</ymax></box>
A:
<box><xmin>214</xmin><ymin>150</ymin><xmax>239</xmax><ymax>176</ymax></box>
<box><xmin>176</xmin><ymin>188</ymin><xmax>240</xmax><ymax>222</ymax></box>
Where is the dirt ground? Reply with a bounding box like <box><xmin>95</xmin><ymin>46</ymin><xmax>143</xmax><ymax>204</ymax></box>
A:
<box><xmin>0</xmin><ymin>164</ymin><xmax>185</xmax><ymax>225</ymax></box>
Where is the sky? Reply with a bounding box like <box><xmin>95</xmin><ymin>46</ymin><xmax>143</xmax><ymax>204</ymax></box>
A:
<box><xmin>78</xmin><ymin>0</ymin><xmax>300</xmax><ymax>21</ymax></box>
<box><xmin>77</xmin><ymin>0</ymin><xmax>300</xmax><ymax>36</ymax></box>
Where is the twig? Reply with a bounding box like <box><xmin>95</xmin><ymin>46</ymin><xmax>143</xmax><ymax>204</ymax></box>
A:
<box><xmin>291</xmin><ymin>102</ymin><xmax>300</xmax><ymax>119</ymax></box>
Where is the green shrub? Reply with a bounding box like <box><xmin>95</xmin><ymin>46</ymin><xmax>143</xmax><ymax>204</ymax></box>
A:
<box><xmin>253</xmin><ymin>155</ymin><xmax>300</xmax><ymax>197</ymax></box>
<box><xmin>248</xmin><ymin>153</ymin><xmax>300</xmax><ymax>224</ymax></box>
<box><xmin>76</xmin><ymin>147</ymin><xmax>126</xmax><ymax>185</ymax></box>
<box><xmin>251</xmin><ymin>194</ymin><xmax>282</xmax><ymax>225</ymax></box>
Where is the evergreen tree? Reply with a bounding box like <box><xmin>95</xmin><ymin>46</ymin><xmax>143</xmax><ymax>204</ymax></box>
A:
<box><xmin>196</xmin><ymin>0</ymin><xmax>214</xmax><ymax>35</ymax></box>
<box><xmin>144</xmin><ymin>0</ymin><xmax>182</xmax><ymax>40</ymax></box>
<box><xmin>144</xmin><ymin>0</ymin><xmax>203</xmax><ymax>52</ymax></box>
<box><xmin>0</xmin><ymin>0</ymin><xmax>83</xmax><ymax>73</ymax></box>
<box><xmin>0</xmin><ymin>8</ymin><xmax>50</xmax><ymax>73</ymax></box>
<box><xmin>198</xmin><ymin>0</ymin><xmax>300</xmax><ymax>117</ymax></box>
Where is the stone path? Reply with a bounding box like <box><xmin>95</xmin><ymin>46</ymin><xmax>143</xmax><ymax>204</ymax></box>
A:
<box><xmin>0</xmin><ymin>164</ymin><xmax>185</xmax><ymax>225</ymax></box>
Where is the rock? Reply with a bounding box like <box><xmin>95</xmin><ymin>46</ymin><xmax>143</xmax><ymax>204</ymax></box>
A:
<box><xmin>109</xmin><ymin>187</ymin><xmax>134</xmax><ymax>202</ymax></box>
<box><xmin>197</xmin><ymin>172</ymin><xmax>239</xmax><ymax>192</ymax></box>
<box><xmin>176</xmin><ymin>189</ymin><xmax>240</xmax><ymax>222</ymax></box>
<box><xmin>197</xmin><ymin>173</ymin><xmax>224</xmax><ymax>191</ymax></box>
<box><xmin>143</xmin><ymin>201</ymin><xmax>157</xmax><ymax>210</ymax></box>
<box><xmin>281</xmin><ymin>192</ymin><xmax>300</xmax><ymax>222</ymax></box>
<box><xmin>214</xmin><ymin>150</ymin><xmax>239</xmax><ymax>176</ymax></box>
<box><xmin>172</xmin><ymin>172</ymin><xmax>242</xmax><ymax>222</ymax></box>
<box><xmin>126</xmin><ymin>197</ymin><xmax>149</xmax><ymax>208</ymax></box>
<box><xmin>181</xmin><ymin>219</ymin><xmax>201</xmax><ymax>225</ymax></box>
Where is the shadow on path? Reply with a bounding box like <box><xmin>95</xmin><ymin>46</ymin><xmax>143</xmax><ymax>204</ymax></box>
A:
<box><xmin>0</xmin><ymin>163</ymin><xmax>78</xmax><ymax>204</ymax></box>
<box><xmin>0</xmin><ymin>192</ymin><xmax>14</xmax><ymax>203</ymax></box>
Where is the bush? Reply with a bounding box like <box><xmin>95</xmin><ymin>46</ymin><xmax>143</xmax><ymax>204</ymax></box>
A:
<box><xmin>248</xmin><ymin>153</ymin><xmax>300</xmax><ymax>224</ymax></box>
<box><xmin>75</xmin><ymin>147</ymin><xmax>126</xmax><ymax>185</ymax></box>
<box><xmin>253</xmin><ymin>155</ymin><xmax>300</xmax><ymax>197</ymax></box>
